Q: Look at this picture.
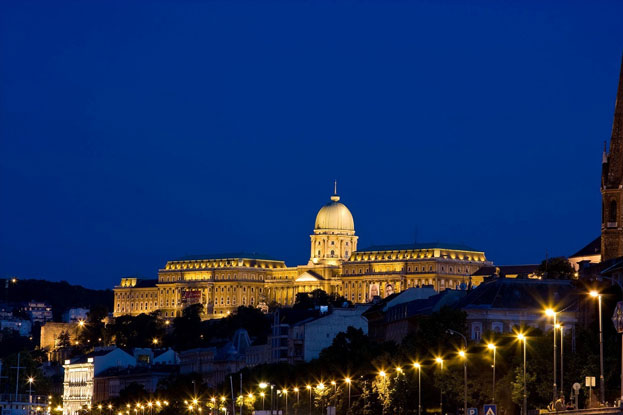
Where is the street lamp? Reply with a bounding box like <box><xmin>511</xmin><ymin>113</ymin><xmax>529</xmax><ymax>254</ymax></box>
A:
<box><xmin>413</xmin><ymin>363</ymin><xmax>422</xmax><ymax>415</ymax></box>
<box><xmin>556</xmin><ymin>324</ymin><xmax>564</xmax><ymax>398</ymax></box>
<box><xmin>545</xmin><ymin>308</ymin><xmax>558</xmax><ymax>402</ymax></box>
<box><xmin>306</xmin><ymin>385</ymin><xmax>312</xmax><ymax>415</ymax></box>
<box><xmin>344</xmin><ymin>378</ymin><xmax>352</xmax><ymax>410</ymax></box>
<box><xmin>517</xmin><ymin>333</ymin><xmax>527</xmax><ymax>415</ymax></box>
<box><xmin>590</xmin><ymin>290</ymin><xmax>606</xmax><ymax>404</ymax></box>
<box><xmin>259</xmin><ymin>392</ymin><xmax>265</xmax><ymax>411</ymax></box>
<box><xmin>447</xmin><ymin>328</ymin><xmax>468</xmax><ymax>415</ymax></box>
<box><xmin>283</xmin><ymin>389</ymin><xmax>288</xmax><ymax>415</ymax></box>
<box><xmin>435</xmin><ymin>357</ymin><xmax>444</xmax><ymax>414</ymax></box>
<box><xmin>487</xmin><ymin>343</ymin><xmax>496</xmax><ymax>403</ymax></box>
<box><xmin>294</xmin><ymin>387</ymin><xmax>299</xmax><ymax>408</ymax></box>
<box><xmin>458</xmin><ymin>350</ymin><xmax>468</xmax><ymax>415</ymax></box>
<box><xmin>27</xmin><ymin>377</ymin><xmax>34</xmax><ymax>407</ymax></box>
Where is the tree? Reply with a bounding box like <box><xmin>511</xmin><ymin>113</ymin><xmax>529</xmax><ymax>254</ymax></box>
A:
<box><xmin>535</xmin><ymin>257</ymin><xmax>574</xmax><ymax>279</ymax></box>
<box><xmin>57</xmin><ymin>330</ymin><xmax>71</xmax><ymax>348</ymax></box>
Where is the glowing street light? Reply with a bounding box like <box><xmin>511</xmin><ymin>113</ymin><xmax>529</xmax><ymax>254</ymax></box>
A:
<box><xmin>458</xmin><ymin>350</ymin><xmax>468</xmax><ymax>415</ymax></box>
<box><xmin>487</xmin><ymin>343</ymin><xmax>497</xmax><ymax>403</ymax></box>
<box><xmin>306</xmin><ymin>385</ymin><xmax>312</xmax><ymax>415</ymax></box>
<box><xmin>517</xmin><ymin>333</ymin><xmax>527</xmax><ymax>415</ymax></box>
<box><xmin>413</xmin><ymin>363</ymin><xmax>422</xmax><ymax>415</ymax></box>
<box><xmin>344</xmin><ymin>378</ymin><xmax>352</xmax><ymax>410</ymax></box>
<box><xmin>435</xmin><ymin>357</ymin><xmax>444</xmax><ymax>413</ymax></box>
<box><xmin>590</xmin><ymin>290</ymin><xmax>605</xmax><ymax>404</ymax></box>
<box><xmin>545</xmin><ymin>307</ymin><xmax>559</xmax><ymax>402</ymax></box>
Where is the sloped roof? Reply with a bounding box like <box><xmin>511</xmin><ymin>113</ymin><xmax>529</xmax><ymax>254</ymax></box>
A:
<box><xmin>472</xmin><ymin>265</ymin><xmax>539</xmax><ymax>277</ymax></box>
<box><xmin>457</xmin><ymin>277</ymin><xmax>578</xmax><ymax>311</ymax></box>
<box><xmin>569</xmin><ymin>236</ymin><xmax>601</xmax><ymax>258</ymax></box>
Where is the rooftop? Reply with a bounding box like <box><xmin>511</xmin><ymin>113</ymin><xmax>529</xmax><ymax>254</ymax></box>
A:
<box><xmin>172</xmin><ymin>252</ymin><xmax>282</xmax><ymax>262</ymax></box>
<box><xmin>457</xmin><ymin>277</ymin><xmax>579</xmax><ymax>311</ymax></box>
<box><xmin>357</xmin><ymin>242</ymin><xmax>481</xmax><ymax>253</ymax></box>
<box><xmin>569</xmin><ymin>236</ymin><xmax>601</xmax><ymax>258</ymax></box>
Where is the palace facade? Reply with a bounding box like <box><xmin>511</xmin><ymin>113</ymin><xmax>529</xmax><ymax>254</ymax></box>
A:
<box><xmin>114</xmin><ymin>191</ymin><xmax>491</xmax><ymax>319</ymax></box>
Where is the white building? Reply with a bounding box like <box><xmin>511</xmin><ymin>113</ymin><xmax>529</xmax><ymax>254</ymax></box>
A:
<box><xmin>22</xmin><ymin>301</ymin><xmax>53</xmax><ymax>323</ymax></box>
<box><xmin>288</xmin><ymin>305</ymin><xmax>369</xmax><ymax>362</ymax></box>
<box><xmin>62</xmin><ymin>348</ymin><xmax>136</xmax><ymax>415</ymax></box>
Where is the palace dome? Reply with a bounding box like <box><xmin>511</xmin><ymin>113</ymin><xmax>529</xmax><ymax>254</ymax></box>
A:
<box><xmin>314</xmin><ymin>194</ymin><xmax>355</xmax><ymax>232</ymax></box>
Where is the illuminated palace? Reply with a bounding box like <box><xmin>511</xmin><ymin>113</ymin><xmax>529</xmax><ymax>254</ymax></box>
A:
<box><xmin>114</xmin><ymin>191</ymin><xmax>491</xmax><ymax>319</ymax></box>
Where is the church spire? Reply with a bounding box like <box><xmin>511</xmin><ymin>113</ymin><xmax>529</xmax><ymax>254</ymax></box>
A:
<box><xmin>605</xmin><ymin>54</ymin><xmax>623</xmax><ymax>187</ymax></box>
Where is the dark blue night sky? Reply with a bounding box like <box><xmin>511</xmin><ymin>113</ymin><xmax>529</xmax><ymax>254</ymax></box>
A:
<box><xmin>1</xmin><ymin>1</ymin><xmax>623</xmax><ymax>289</ymax></box>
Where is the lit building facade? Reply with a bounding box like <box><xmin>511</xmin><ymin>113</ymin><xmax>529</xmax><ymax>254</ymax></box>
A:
<box><xmin>62</xmin><ymin>348</ymin><xmax>136</xmax><ymax>415</ymax></box>
<box><xmin>114</xmin><ymin>190</ymin><xmax>491</xmax><ymax>319</ymax></box>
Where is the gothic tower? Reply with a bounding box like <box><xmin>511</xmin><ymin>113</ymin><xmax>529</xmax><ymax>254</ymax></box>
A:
<box><xmin>601</xmin><ymin>55</ymin><xmax>623</xmax><ymax>261</ymax></box>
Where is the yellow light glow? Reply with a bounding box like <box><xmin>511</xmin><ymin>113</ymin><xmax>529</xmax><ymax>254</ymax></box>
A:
<box><xmin>545</xmin><ymin>308</ymin><xmax>556</xmax><ymax>317</ymax></box>
<box><xmin>487</xmin><ymin>343</ymin><xmax>496</xmax><ymax>350</ymax></box>
<box><xmin>413</xmin><ymin>362</ymin><xmax>421</xmax><ymax>369</ymax></box>
<box><xmin>435</xmin><ymin>357</ymin><xmax>443</xmax><ymax>364</ymax></box>
<box><xmin>306</xmin><ymin>385</ymin><xmax>311</xmax><ymax>390</ymax></box>
<box><xmin>259</xmin><ymin>382</ymin><xmax>268</xmax><ymax>389</ymax></box>
<box><xmin>517</xmin><ymin>333</ymin><xmax>525</xmax><ymax>341</ymax></box>
<box><xmin>590</xmin><ymin>290</ymin><xmax>600</xmax><ymax>298</ymax></box>
<box><xmin>379</xmin><ymin>371</ymin><xmax>386</xmax><ymax>377</ymax></box>
<box><xmin>317</xmin><ymin>383</ymin><xmax>325</xmax><ymax>390</ymax></box>
<box><xmin>458</xmin><ymin>350</ymin><xmax>466</xmax><ymax>358</ymax></box>
<box><xmin>345</xmin><ymin>377</ymin><xmax>351</xmax><ymax>383</ymax></box>
<box><xmin>293</xmin><ymin>387</ymin><xmax>299</xmax><ymax>392</ymax></box>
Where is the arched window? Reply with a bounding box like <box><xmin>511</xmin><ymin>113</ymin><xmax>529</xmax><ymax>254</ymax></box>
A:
<box><xmin>610</xmin><ymin>200</ymin><xmax>618</xmax><ymax>223</ymax></box>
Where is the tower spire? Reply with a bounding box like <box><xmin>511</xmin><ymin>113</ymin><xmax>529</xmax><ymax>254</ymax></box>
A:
<box><xmin>605</xmin><ymin>54</ymin><xmax>623</xmax><ymax>187</ymax></box>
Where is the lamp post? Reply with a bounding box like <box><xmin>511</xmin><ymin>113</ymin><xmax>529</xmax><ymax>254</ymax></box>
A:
<box><xmin>597</xmin><ymin>275</ymin><xmax>623</xmax><ymax>403</ymax></box>
<box><xmin>283</xmin><ymin>389</ymin><xmax>288</xmax><ymax>415</ymax></box>
<box><xmin>558</xmin><ymin>324</ymin><xmax>564</xmax><ymax>398</ymax></box>
<box><xmin>27</xmin><ymin>377</ymin><xmax>34</xmax><ymax>415</ymax></box>
<box><xmin>447</xmin><ymin>329</ymin><xmax>468</xmax><ymax>415</ymax></box>
<box><xmin>271</xmin><ymin>385</ymin><xmax>275</xmax><ymax>414</ymax></box>
<box><xmin>259</xmin><ymin>383</ymin><xmax>267</xmax><ymax>411</ymax></box>
<box><xmin>435</xmin><ymin>357</ymin><xmax>444</xmax><ymax>415</ymax></box>
<box><xmin>487</xmin><ymin>343</ymin><xmax>496</xmax><ymax>404</ymax></box>
<box><xmin>344</xmin><ymin>378</ymin><xmax>352</xmax><ymax>411</ymax></box>
<box><xmin>294</xmin><ymin>387</ymin><xmax>300</xmax><ymax>412</ymax></box>
<box><xmin>316</xmin><ymin>383</ymin><xmax>325</xmax><ymax>415</ymax></box>
<box><xmin>306</xmin><ymin>385</ymin><xmax>312</xmax><ymax>415</ymax></box>
<box><xmin>413</xmin><ymin>363</ymin><xmax>422</xmax><ymax>415</ymax></box>
<box><xmin>545</xmin><ymin>308</ymin><xmax>558</xmax><ymax>403</ymax></box>
<box><xmin>458</xmin><ymin>350</ymin><xmax>468</xmax><ymax>415</ymax></box>
<box><xmin>517</xmin><ymin>333</ymin><xmax>527</xmax><ymax>415</ymax></box>
<box><xmin>590</xmin><ymin>290</ymin><xmax>606</xmax><ymax>404</ymax></box>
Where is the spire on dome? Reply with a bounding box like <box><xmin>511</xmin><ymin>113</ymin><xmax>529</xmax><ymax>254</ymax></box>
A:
<box><xmin>331</xmin><ymin>180</ymin><xmax>340</xmax><ymax>202</ymax></box>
